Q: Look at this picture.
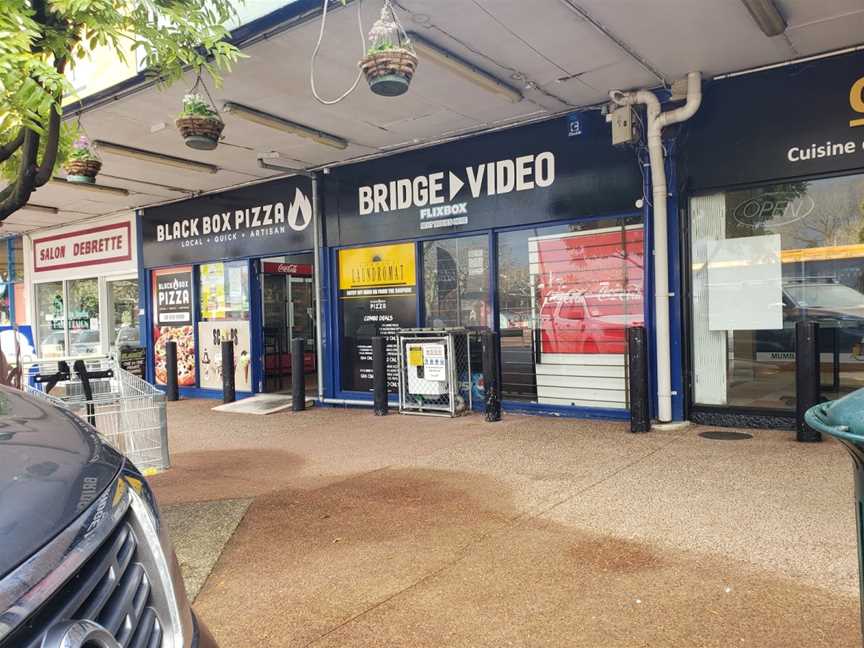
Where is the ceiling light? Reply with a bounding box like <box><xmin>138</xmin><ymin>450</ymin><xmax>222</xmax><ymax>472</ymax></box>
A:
<box><xmin>50</xmin><ymin>177</ymin><xmax>130</xmax><ymax>196</ymax></box>
<box><xmin>21</xmin><ymin>203</ymin><xmax>59</xmax><ymax>215</ymax></box>
<box><xmin>740</xmin><ymin>0</ymin><xmax>786</xmax><ymax>37</ymax></box>
<box><xmin>222</xmin><ymin>102</ymin><xmax>348</xmax><ymax>150</ymax></box>
<box><xmin>93</xmin><ymin>140</ymin><xmax>219</xmax><ymax>174</ymax></box>
<box><xmin>406</xmin><ymin>31</ymin><xmax>523</xmax><ymax>103</ymax></box>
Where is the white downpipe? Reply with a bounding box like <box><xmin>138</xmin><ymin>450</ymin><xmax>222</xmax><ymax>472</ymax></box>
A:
<box><xmin>610</xmin><ymin>71</ymin><xmax>702</xmax><ymax>422</ymax></box>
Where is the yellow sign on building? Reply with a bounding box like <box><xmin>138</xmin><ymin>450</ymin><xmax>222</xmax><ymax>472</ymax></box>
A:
<box><xmin>338</xmin><ymin>243</ymin><xmax>416</xmax><ymax>290</ymax></box>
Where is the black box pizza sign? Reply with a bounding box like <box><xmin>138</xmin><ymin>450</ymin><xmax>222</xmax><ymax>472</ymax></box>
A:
<box><xmin>155</xmin><ymin>271</ymin><xmax>192</xmax><ymax>326</ymax></box>
<box><xmin>141</xmin><ymin>176</ymin><xmax>314</xmax><ymax>267</ymax></box>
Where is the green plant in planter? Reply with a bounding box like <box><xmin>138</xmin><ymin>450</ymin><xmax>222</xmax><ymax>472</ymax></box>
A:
<box><xmin>179</xmin><ymin>93</ymin><xmax>219</xmax><ymax>119</ymax></box>
<box><xmin>63</xmin><ymin>136</ymin><xmax>101</xmax><ymax>184</ymax></box>
<box><xmin>358</xmin><ymin>4</ymin><xmax>418</xmax><ymax>97</ymax></box>
<box><xmin>176</xmin><ymin>93</ymin><xmax>224</xmax><ymax>150</ymax></box>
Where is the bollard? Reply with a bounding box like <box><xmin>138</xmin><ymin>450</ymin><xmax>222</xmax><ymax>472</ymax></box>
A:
<box><xmin>292</xmin><ymin>337</ymin><xmax>305</xmax><ymax>411</ymax></box>
<box><xmin>372</xmin><ymin>336</ymin><xmax>388</xmax><ymax>415</ymax></box>
<box><xmin>627</xmin><ymin>326</ymin><xmax>650</xmax><ymax>433</ymax></box>
<box><xmin>795</xmin><ymin>320</ymin><xmax>821</xmax><ymax>442</ymax></box>
<box><xmin>165</xmin><ymin>340</ymin><xmax>179</xmax><ymax>402</ymax></box>
<box><xmin>222</xmin><ymin>340</ymin><xmax>235</xmax><ymax>404</ymax></box>
<box><xmin>482</xmin><ymin>331</ymin><xmax>502</xmax><ymax>422</ymax></box>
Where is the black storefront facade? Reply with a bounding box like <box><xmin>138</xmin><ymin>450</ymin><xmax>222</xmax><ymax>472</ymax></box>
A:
<box><xmin>681</xmin><ymin>48</ymin><xmax>864</xmax><ymax>428</ymax></box>
<box><xmin>139</xmin><ymin>176</ymin><xmax>318</xmax><ymax>398</ymax></box>
<box><xmin>320</xmin><ymin>111</ymin><xmax>655</xmax><ymax>418</ymax></box>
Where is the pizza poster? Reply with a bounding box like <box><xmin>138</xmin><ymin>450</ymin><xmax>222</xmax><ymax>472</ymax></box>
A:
<box><xmin>152</xmin><ymin>266</ymin><xmax>196</xmax><ymax>386</ymax></box>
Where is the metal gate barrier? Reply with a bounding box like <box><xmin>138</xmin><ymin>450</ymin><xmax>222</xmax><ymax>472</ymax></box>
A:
<box><xmin>397</xmin><ymin>328</ymin><xmax>477</xmax><ymax>417</ymax></box>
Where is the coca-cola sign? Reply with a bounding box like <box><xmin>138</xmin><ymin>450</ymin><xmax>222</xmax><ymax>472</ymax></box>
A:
<box><xmin>262</xmin><ymin>262</ymin><xmax>313</xmax><ymax>275</ymax></box>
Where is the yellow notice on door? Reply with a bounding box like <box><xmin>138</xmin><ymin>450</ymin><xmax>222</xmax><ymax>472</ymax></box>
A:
<box><xmin>408</xmin><ymin>346</ymin><xmax>424</xmax><ymax>367</ymax></box>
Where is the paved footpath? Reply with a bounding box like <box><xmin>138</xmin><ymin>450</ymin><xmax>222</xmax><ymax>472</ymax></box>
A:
<box><xmin>148</xmin><ymin>400</ymin><xmax>862</xmax><ymax>647</ymax></box>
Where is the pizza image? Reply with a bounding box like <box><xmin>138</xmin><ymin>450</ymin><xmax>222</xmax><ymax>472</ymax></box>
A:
<box><xmin>154</xmin><ymin>325</ymin><xmax>196</xmax><ymax>385</ymax></box>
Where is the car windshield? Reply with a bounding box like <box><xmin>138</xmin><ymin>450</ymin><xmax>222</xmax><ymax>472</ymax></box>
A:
<box><xmin>785</xmin><ymin>283</ymin><xmax>864</xmax><ymax>309</ymax></box>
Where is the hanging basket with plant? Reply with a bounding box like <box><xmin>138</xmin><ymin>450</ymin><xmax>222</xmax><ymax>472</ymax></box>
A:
<box><xmin>64</xmin><ymin>136</ymin><xmax>101</xmax><ymax>184</ymax></box>
<box><xmin>358</xmin><ymin>2</ymin><xmax>417</xmax><ymax>97</ymax></box>
<box><xmin>176</xmin><ymin>92</ymin><xmax>224</xmax><ymax>150</ymax></box>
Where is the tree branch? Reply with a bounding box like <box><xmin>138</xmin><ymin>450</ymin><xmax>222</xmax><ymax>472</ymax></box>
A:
<box><xmin>34</xmin><ymin>104</ymin><xmax>60</xmax><ymax>187</ymax></box>
<box><xmin>33</xmin><ymin>56</ymin><xmax>67</xmax><ymax>187</ymax></box>
<box><xmin>0</xmin><ymin>129</ymin><xmax>40</xmax><ymax>221</ymax></box>
<box><xmin>0</xmin><ymin>130</ymin><xmax>25</xmax><ymax>163</ymax></box>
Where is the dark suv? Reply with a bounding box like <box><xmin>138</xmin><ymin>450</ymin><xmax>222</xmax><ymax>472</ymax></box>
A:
<box><xmin>0</xmin><ymin>386</ymin><xmax>216</xmax><ymax>648</ymax></box>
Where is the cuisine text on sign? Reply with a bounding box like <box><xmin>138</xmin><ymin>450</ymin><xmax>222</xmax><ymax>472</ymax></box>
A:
<box><xmin>33</xmin><ymin>221</ymin><xmax>132</xmax><ymax>272</ymax></box>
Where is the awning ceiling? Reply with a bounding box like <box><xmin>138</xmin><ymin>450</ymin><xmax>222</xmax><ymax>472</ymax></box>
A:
<box><xmin>5</xmin><ymin>0</ymin><xmax>863</xmax><ymax>234</ymax></box>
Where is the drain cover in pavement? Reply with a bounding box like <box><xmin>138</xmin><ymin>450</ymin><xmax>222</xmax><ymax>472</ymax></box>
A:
<box><xmin>698</xmin><ymin>431</ymin><xmax>753</xmax><ymax>441</ymax></box>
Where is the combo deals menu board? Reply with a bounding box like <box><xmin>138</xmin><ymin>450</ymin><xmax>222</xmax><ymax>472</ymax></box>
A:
<box><xmin>338</xmin><ymin>243</ymin><xmax>417</xmax><ymax>392</ymax></box>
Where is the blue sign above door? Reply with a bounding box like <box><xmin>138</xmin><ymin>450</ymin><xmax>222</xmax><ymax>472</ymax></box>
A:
<box><xmin>323</xmin><ymin>112</ymin><xmax>641</xmax><ymax>247</ymax></box>
<box><xmin>141</xmin><ymin>176</ymin><xmax>314</xmax><ymax>268</ymax></box>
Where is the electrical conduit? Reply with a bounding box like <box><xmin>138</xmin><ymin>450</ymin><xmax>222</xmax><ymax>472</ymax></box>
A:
<box><xmin>610</xmin><ymin>71</ymin><xmax>702</xmax><ymax>422</ymax></box>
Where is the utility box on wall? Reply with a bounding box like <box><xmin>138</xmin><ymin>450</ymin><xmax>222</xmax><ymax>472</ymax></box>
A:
<box><xmin>611</xmin><ymin>106</ymin><xmax>637</xmax><ymax>145</ymax></box>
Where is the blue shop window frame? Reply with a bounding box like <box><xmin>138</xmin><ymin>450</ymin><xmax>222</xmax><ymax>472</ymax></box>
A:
<box><xmin>142</xmin><ymin>253</ymin><xmax>311</xmax><ymax>401</ymax></box>
<box><xmin>326</xmin><ymin>213</ymin><xmax>647</xmax><ymax>421</ymax></box>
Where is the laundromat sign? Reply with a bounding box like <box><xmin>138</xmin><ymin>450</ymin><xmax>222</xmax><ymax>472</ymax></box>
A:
<box><xmin>141</xmin><ymin>176</ymin><xmax>314</xmax><ymax>268</ymax></box>
<box><xmin>326</xmin><ymin>112</ymin><xmax>642</xmax><ymax>247</ymax></box>
<box><xmin>33</xmin><ymin>221</ymin><xmax>132</xmax><ymax>272</ymax></box>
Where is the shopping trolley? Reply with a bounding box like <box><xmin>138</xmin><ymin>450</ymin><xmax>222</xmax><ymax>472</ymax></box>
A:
<box><xmin>25</xmin><ymin>357</ymin><xmax>169</xmax><ymax>474</ymax></box>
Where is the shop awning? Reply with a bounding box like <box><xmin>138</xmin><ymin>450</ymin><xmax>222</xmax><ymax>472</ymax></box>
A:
<box><xmin>6</xmin><ymin>0</ymin><xmax>863</xmax><ymax>233</ymax></box>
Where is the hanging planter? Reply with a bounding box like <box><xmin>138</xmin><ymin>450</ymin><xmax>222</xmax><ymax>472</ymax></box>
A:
<box><xmin>176</xmin><ymin>93</ymin><xmax>224</xmax><ymax>150</ymax></box>
<box><xmin>64</xmin><ymin>136</ymin><xmax>101</xmax><ymax>184</ymax></box>
<box><xmin>358</xmin><ymin>3</ymin><xmax>417</xmax><ymax>97</ymax></box>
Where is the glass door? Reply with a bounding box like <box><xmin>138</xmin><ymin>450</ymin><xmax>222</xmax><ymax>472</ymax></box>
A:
<box><xmin>289</xmin><ymin>276</ymin><xmax>315</xmax><ymax>349</ymax></box>
<box><xmin>261</xmin><ymin>254</ymin><xmax>316</xmax><ymax>393</ymax></box>
<box><xmin>36</xmin><ymin>281</ymin><xmax>65</xmax><ymax>359</ymax></box>
<box><xmin>262</xmin><ymin>273</ymin><xmax>289</xmax><ymax>392</ymax></box>
<box><xmin>106</xmin><ymin>278</ymin><xmax>139</xmax><ymax>355</ymax></box>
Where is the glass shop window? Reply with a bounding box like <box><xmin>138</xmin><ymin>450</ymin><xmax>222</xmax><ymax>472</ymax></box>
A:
<box><xmin>36</xmin><ymin>282</ymin><xmax>65</xmax><ymax>359</ymax></box>
<box><xmin>690</xmin><ymin>173</ymin><xmax>864</xmax><ymax>410</ymax></box>
<box><xmin>199</xmin><ymin>261</ymin><xmax>250</xmax><ymax>321</ymax></box>
<box><xmin>496</xmin><ymin>217</ymin><xmax>644</xmax><ymax>408</ymax></box>
<box><xmin>67</xmin><ymin>278</ymin><xmax>100</xmax><ymax>356</ymax></box>
<box><xmin>423</xmin><ymin>236</ymin><xmax>491</xmax><ymax>328</ymax></box>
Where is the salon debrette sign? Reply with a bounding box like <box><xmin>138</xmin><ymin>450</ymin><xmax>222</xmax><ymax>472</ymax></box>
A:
<box><xmin>141</xmin><ymin>176</ymin><xmax>314</xmax><ymax>267</ymax></box>
<box><xmin>33</xmin><ymin>221</ymin><xmax>132</xmax><ymax>272</ymax></box>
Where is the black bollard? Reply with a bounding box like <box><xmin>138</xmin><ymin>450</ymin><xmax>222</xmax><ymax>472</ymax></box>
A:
<box><xmin>222</xmin><ymin>340</ymin><xmax>235</xmax><ymax>404</ymax></box>
<box><xmin>482</xmin><ymin>331</ymin><xmax>502</xmax><ymax>422</ymax></box>
<box><xmin>795</xmin><ymin>320</ymin><xmax>821</xmax><ymax>442</ymax></box>
<box><xmin>292</xmin><ymin>337</ymin><xmax>305</xmax><ymax>411</ymax></box>
<box><xmin>627</xmin><ymin>326</ymin><xmax>650</xmax><ymax>433</ymax></box>
<box><xmin>165</xmin><ymin>340</ymin><xmax>179</xmax><ymax>402</ymax></box>
<box><xmin>372</xmin><ymin>336</ymin><xmax>388</xmax><ymax>415</ymax></box>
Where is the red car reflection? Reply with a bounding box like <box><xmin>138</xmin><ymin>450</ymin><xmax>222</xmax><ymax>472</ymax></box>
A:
<box><xmin>539</xmin><ymin>290</ymin><xmax>643</xmax><ymax>354</ymax></box>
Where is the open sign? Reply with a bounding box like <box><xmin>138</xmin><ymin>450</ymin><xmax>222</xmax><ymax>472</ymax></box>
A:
<box><xmin>731</xmin><ymin>193</ymin><xmax>815</xmax><ymax>227</ymax></box>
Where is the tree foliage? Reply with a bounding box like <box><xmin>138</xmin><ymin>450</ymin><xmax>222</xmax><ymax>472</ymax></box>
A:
<box><xmin>0</xmin><ymin>0</ymin><xmax>244</xmax><ymax>220</ymax></box>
